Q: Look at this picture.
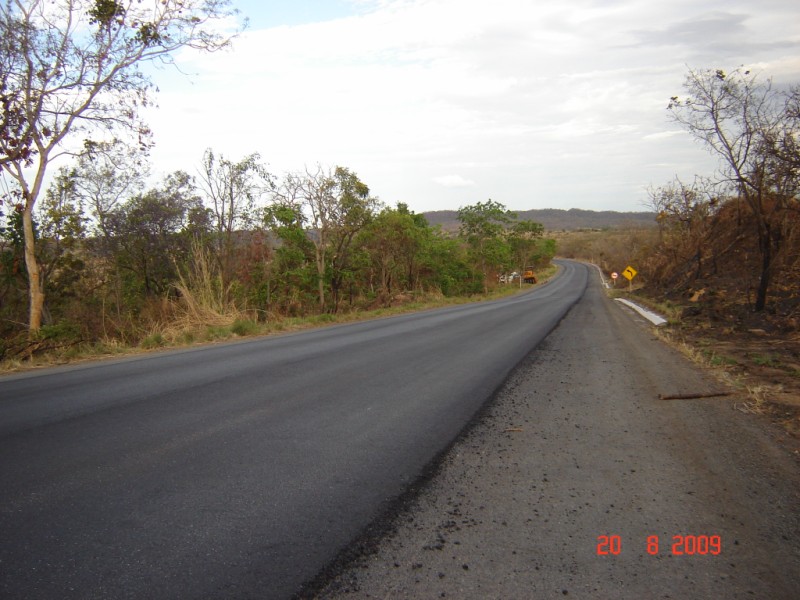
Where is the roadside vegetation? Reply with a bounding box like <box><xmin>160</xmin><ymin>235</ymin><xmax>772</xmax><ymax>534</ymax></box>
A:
<box><xmin>0</xmin><ymin>160</ymin><xmax>556</xmax><ymax>368</ymax></box>
<box><xmin>0</xmin><ymin>265</ymin><xmax>558</xmax><ymax>373</ymax></box>
<box><xmin>562</xmin><ymin>68</ymin><xmax>800</xmax><ymax>435</ymax></box>
<box><xmin>0</xmin><ymin>157</ymin><xmax>557</xmax><ymax>364</ymax></box>
<box><xmin>0</xmin><ymin>1</ymin><xmax>556</xmax><ymax>370</ymax></box>
<box><xmin>1</xmin><ymin>0</ymin><xmax>797</xmax><ymax>425</ymax></box>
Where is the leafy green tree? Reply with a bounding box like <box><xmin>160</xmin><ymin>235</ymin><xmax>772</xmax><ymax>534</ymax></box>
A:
<box><xmin>508</xmin><ymin>220</ymin><xmax>544</xmax><ymax>287</ymax></box>
<box><xmin>457</xmin><ymin>199</ymin><xmax>516</xmax><ymax>292</ymax></box>
<box><xmin>420</xmin><ymin>232</ymin><xmax>481</xmax><ymax>296</ymax></box>
<box><xmin>37</xmin><ymin>169</ymin><xmax>87</xmax><ymax>323</ymax></box>
<box><xmin>359</xmin><ymin>204</ymin><xmax>429</xmax><ymax>300</ymax></box>
<box><xmin>263</xmin><ymin>203</ymin><xmax>317</xmax><ymax>315</ymax></box>
<box><xmin>107</xmin><ymin>172</ymin><xmax>202</xmax><ymax>299</ymax></box>
<box><xmin>0</xmin><ymin>0</ymin><xmax>239</xmax><ymax>332</ymax></box>
<box><xmin>271</xmin><ymin>165</ymin><xmax>380</xmax><ymax>312</ymax></box>
<box><xmin>531</xmin><ymin>237</ymin><xmax>556</xmax><ymax>267</ymax></box>
<box><xmin>327</xmin><ymin>167</ymin><xmax>380</xmax><ymax>312</ymax></box>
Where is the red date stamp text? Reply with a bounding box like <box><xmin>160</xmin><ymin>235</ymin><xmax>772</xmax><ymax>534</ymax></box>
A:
<box><xmin>597</xmin><ymin>534</ymin><xmax>722</xmax><ymax>556</ymax></box>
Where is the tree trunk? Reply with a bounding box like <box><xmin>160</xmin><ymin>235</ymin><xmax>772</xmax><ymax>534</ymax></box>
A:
<box><xmin>22</xmin><ymin>207</ymin><xmax>45</xmax><ymax>334</ymax></box>
<box><xmin>755</xmin><ymin>227</ymin><xmax>772</xmax><ymax>312</ymax></box>
<box><xmin>315</xmin><ymin>249</ymin><xmax>325</xmax><ymax>311</ymax></box>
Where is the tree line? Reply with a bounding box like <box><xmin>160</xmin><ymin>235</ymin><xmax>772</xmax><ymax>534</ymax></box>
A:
<box><xmin>0</xmin><ymin>1</ymin><xmax>554</xmax><ymax>359</ymax></box>
<box><xmin>0</xmin><ymin>152</ymin><xmax>554</xmax><ymax>352</ymax></box>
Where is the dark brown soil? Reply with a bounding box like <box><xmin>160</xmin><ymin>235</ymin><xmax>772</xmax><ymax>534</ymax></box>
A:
<box><xmin>639</xmin><ymin>291</ymin><xmax>800</xmax><ymax>438</ymax></box>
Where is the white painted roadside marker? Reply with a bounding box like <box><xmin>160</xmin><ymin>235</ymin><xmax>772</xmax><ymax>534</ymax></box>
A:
<box><xmin>615</xmin><ymin>299</ymin><xmax>668</xmax><ymax>326</ymax></box>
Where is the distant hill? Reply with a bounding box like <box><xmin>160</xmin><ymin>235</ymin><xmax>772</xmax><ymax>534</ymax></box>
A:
<box><xmin>423</xmin><ymin>208</ymin><xmax>656</xmax><ymax>232</ymax></box>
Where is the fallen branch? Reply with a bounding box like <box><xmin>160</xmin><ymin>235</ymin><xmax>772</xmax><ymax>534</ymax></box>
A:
<box><xmin>658</xmin><ymin>392</ymin><xmax>732</xmax><ymax>400</ymax></box>
<box><xmin>504</xmin><ymin>427</ymin><xmax>524</xmax><ymax>432</ymax></box>
<box><xmin>10</xmin><ymin>338</ymin><xmax>85</xmax><ymax>360</ymax></box>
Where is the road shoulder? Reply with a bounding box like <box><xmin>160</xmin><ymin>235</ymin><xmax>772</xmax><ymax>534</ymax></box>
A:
<box><xmin>311</xmin><ymin>272</ymin><xmax>800</xmax><ymax>599</ymax></box>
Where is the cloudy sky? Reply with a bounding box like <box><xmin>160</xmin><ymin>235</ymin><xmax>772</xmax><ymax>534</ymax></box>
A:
<box><xmin>143</xmin><ymin>0</ymin><xmax>800</xmax><ymax>213</ymax></box>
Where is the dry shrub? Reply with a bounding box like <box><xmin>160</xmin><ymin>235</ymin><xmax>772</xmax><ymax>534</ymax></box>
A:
<box><xmin>736</xmin><ymin>384</ymin><xmax>784</xmax><ymax>414</ymax></box>
<box><xmin>167</xmin><ymin>243</ymin><xmax>252</xmax><ymax>337</ymax></box>
<box><xmin>643</xmin><ymin>198</ymin><xmax>800</xmax><ymax>313</ymax></box>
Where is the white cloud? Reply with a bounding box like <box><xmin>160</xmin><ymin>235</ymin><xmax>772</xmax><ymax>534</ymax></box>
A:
<box><xmin>141</xmin><ymin>0</ymin><xmax>800</xmax><ymax>213</ymax></box>
<box><xmin>434</xmin><ymin>175</ymin><xmax>477</xmax><ymax>188</ymax></box>
<box><xmin>643</xmin><ymin>131</ymin><xmax>683</xmax><ymax>141</ymax></box>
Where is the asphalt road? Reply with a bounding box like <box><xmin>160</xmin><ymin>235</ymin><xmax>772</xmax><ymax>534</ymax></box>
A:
<box><xmin>316</xmin><ymin>261</ymin><xmax>800</xmax><ymax>599</ymax></box>
<box><xmin>0</xmin><ymin>261</ymin><xmax>589</xmax><ymax>599</ymax></box>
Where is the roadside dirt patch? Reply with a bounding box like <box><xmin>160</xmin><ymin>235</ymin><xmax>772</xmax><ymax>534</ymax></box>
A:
<box><xmin>647</xmin><ymin>299</ymin><xmax>800</xmax><ymax>439</ymax></box>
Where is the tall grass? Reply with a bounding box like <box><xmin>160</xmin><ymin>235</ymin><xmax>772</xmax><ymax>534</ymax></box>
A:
<box><xmin>1</xmin><ymin>262</ymin><xmax>559</xmax><ymax>372</ymax></box>
<box><xmin>170</xmin><ymin>243</ymin><xmax>249</xmax><ymax>332</ymax></box>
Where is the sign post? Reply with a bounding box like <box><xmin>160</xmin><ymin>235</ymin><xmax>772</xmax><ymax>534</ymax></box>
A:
<box><xmin>611</xmin><ymin>272</ymin><xmax>618</xmax><ymax>287</ymax></box>
<box><xmin>622</xmin><ymin>265</ymin><xmax>637</xmax><ymax>292</ymax></box>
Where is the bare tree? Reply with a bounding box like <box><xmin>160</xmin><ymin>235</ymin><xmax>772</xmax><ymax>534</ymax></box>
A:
<box><xmin>74</xmin><ymin>138</ymin><xmax>148</xmax><ymax>240</ymax></box>
<box><xmin>286</xmin><ymin>165</ymin><xmax>336</xmax><ymax>311</ymax></box>
<box><xmin>646</xmin><ymin>177</ymin><xmax>721</xmax><ymax>287</ymax></box>
<box><xmin>0</xmin><ymin>0</ymin><xmax>239</xmax><ymax>332</ymax></box>
<box><xmin>669</xmin><ymin>68</ymin><xmax>800</xmax><ymax>310</ymax></box>
<box><xmin>197</xmin><ymin>148</ymin><xmax>272</xmax><ymax>285</ymax></box>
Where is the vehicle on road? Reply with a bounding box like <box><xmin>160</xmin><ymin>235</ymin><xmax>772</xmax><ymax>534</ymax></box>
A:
<box><xmin>523</xmin><ymin>268</ymin><xmax>537</xmax><ymax>284</ymax></box>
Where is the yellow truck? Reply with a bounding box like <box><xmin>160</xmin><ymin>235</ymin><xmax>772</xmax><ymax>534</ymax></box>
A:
<box><xmin>523</xmin><ymin>268</ymin><xmax>537</xmax><ymax>284</ymax></box>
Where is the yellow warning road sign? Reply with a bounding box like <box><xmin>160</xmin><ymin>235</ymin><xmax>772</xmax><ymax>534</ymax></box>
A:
<box><xmin>622</xmin><ymin>266</ymin><xmax>637</xmax><ymax>281</ymax></box>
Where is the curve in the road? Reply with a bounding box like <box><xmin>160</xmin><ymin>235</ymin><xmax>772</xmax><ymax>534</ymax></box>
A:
<box><xmin>0</xmin><ymin>260</ymin><xmax>588</xmax><ymax>599</ymax></box>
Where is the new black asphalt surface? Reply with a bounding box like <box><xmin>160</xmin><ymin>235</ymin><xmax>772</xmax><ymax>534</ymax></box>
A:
<box><xmin>316</xmin><ymin>262</ymin><xmax>800</xmax><ymax>599</ymax></box>
<box><xmin>0</xmin><ymin>261</ymin><xmax>589</xmax><ymax>599</ymax></box>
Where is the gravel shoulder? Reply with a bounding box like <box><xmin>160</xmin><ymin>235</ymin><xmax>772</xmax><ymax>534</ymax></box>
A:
<box><xmin>310</xmin><ymin>271</ymin><xmax>800</xmax><ymax>599</ymax></box>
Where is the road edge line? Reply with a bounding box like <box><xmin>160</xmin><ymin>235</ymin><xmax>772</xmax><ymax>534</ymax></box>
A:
<box><xmin>615</xmin><ymin>298</ymin><xmax>668</xmax><ymax>326</ymax></box>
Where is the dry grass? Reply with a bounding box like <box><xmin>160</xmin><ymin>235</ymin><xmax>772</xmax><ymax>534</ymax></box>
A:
<box><xmin>171</xmin><ymin>244</ymin><xmax>248</xmax><ymax>328</ymax></box>
<box><xmin>0</xmin><ymin>265</ymin><xmax>560</xmax><ymax>375</ymax></box>
<box><xmin>736</xmin><ymin>384</ymin><xmax>785</xmax><ymax>415</ymax></box>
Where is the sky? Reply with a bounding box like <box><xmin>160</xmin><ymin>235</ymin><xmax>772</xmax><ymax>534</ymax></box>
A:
<box><xmin>141</xmin><ymin>0</ymin><xmax>800</xmax><ymax>214</ymax></box>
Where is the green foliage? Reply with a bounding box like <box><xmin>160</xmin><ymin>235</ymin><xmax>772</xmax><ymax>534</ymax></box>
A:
<box><xmin>34</xmin><ymin>322</ymin><xmax>81</xmax><ymax>342</ymax></box>
<box><xmin>230</xmin><ymin>319</ymin><xmax>258</xmax><ymax>336</ymax></box>
<box><xmin>269</xmin><ymin>165</ymin><xmax>380</xmax><ymax>313</ymax></box>
<box><xmin>38</xmin><ymin>169</ymin><xmax>88</xmax><ymax>306</ymax></box>
<box><xmin>309</xmin><ymin>313</ymin><xmax>336</xmax><ymax>324</ymax></box>
<box><xmin>531</xmin><ymin>237</ymin><xmax>556</xmax><ymax>266</ymax></box>
<box><xmin>199</xmin><ymin>148</ymin><xmax>273</xmax><ymax>286</ymax></box>
<box><xmin>107</xmin><ymin>172</ymin><xmax>201</xmax><ymax>297</ymax></box>
<box><xmin>703</xmin><ymin>351</ymin><xmax>738</xmax><ymax>367</ymax></box>
<box><xmin>421</xmin><ymin>233</ymin><xmax>482</xmax><ymax>296</ymax></box>
<box><xmin>179</xmin><ymin>330</ymin><xmax>196</xmax><ymax>345</ymax></box>
<box><xmin>358</xmin><ymin>205</ymin><xmax>426</xmax><ymax>299</ymax></box>
<box><xmin>327</xmin><ymin>167</ymin><xmax>380</xmax><ymax>312</ymax></box>
<box><xmin>88</xmin><ymin>0</ymin><xmax>125</xmax><ymax>28</ymax></box>
<box><xmin>750</xmin><ymin>353</ymin><xmax>781</xmax><ymax>368</ymax></box>
<box><xmin>1</xmin><ymin>0</ymin><xmax>239</xmax><ymax>332</ymax></box>
<box><xmin>0</xmin><ymin>208</ymin><xmax>26</xmax><ymax>290</ymax></box>
<box><xmin>263</xmin><ymin>203</ymin><xmax>317</xmax><ymax>314</ymax></box>
<box><xmin>140</xmin><ymin>332</ymin><xmax>165</xmax><ymax>349</ymax></box>
<box><xmin>203</xmin><ymin>326</ymin><xmax>229</xmax><ymax>341</ymax></box>
<box><xmin>1</xmin><ymin>149</ymin><xmax>559</xmax><ymax>356</ymax></box>
<box><xmin>456</xmin><ymin>200</ymin><xmax>549</xmax><ymax>291</ymax></box>
<box><xmin>136</xmin><ymin>22</ymin><xmax>162</xmax><ymax>47</ymax></box>
<box><xmin>458</xmin><ymin>200</ymin><xmax>515</xmax><ymax>247</ymax></box>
